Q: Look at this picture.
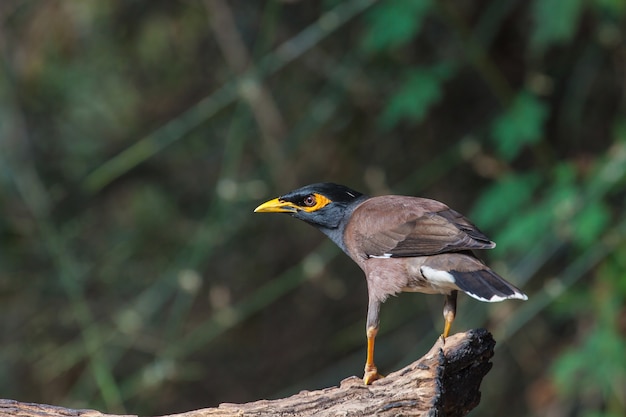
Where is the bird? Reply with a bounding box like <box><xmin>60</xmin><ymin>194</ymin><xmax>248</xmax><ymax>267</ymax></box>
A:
<box><xmin>254</xmin><ymin>182</ymin><xmax>527</xmax><ymax>385</ymax></box>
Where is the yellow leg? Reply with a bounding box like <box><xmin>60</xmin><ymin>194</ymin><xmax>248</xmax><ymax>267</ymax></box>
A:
<box><xmin>443</xmin><ymin>316</ymin><xmax>453</xmax><ymax>339</ymax></box>
<box><xmin>442</xmin><ymin>291</ymin><xmax>458</xmax><ymax>339</ymax></box>
<box><xmin>363</xmin><ymin>326</ymin><xmax>384</xmax><ymax>385</ymax></box>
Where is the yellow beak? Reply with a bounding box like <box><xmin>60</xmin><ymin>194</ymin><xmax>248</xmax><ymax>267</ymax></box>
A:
<box><xmin>254</xmin><ymin>197</ymin><xmax>298</xmax><ymax>213</ymax></box>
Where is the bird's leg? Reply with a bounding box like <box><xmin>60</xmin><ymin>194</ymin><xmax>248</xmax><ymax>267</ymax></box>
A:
<box><xmin>364</xmin><ymin>326</ymin><xmax>380</xmax><ymax>382</ymax></box>
<box><xmin>442</xmin><ymin>290</ymin><xmax>458</xmax><ymax>340</ymax></box>
<box><xmin>363</xmin><ymin>298</ymin><xmax>384</xmax><ymax>385</ymax></box>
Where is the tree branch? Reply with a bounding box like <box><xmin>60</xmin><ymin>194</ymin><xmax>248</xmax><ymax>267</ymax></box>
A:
<box><xmin>0</xmin><ymin>329</ymin><xmax>495</xmax><ymax>417</ymax></box>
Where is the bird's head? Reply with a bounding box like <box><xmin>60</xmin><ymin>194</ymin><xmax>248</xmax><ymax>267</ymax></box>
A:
<box><xmin>254</xmin><ymin>183</ymin><xmax>366</xmax><ymax>230</ymax></box>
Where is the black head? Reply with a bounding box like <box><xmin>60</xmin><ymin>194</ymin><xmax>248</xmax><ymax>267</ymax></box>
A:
<box><xmin>254</xmin><ymin>183</ymin><xmax>366</xmax><ymax>229</ymax></box>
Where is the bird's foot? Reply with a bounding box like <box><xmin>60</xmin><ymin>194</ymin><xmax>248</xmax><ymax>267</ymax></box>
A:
<box><xmin>363</xmin><ymin>365</ymin><xmax>384</xmax><ymax>385</ymax></box>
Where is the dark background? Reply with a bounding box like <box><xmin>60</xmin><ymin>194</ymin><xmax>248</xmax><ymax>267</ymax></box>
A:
<box><xmin>1</xmin><ymin>1</ymin><xmax>625</xmax><ymax>416</ymax></box>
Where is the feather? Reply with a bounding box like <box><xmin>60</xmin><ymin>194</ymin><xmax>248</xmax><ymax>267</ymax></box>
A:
<box><xmin>347</xmin><ymin>196</ymin><xmax>495</xmax><ymax>259</ymax></box>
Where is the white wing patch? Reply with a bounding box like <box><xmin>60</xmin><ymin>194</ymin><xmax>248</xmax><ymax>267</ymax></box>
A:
<box><xmin>418</xmin><ymin>266</ymin><xmax>529</xmax><ymax>303</ymax></box>
<box><xmin>369</xmin><ymin>253</ymin><xmax>392</xmax><ymax>259</ymax></box>
<box><xmin>420</xmin><ymin>266</ymin><xmax>456</xmax><ymax>284</ymax></box>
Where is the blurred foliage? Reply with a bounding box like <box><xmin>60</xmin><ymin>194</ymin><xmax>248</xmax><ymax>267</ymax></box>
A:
<box><xmin>491</xmin><ymin>91</ymin><xmax>548</xmax><ymax>160</ymax></box>
<box><xmin>531</xmin><ymin>0</ymin><xmax>585</xmax><ymax>51</ymax></box>
<box><xmin>380</xmin><ymin>63</ymin><xmax>455</xmax><ymax>129</ymax></box>
<box><xmin>1</xmin><ymin>1</ymin><xmax>625</xmax><ymax>417</ymax></box>
<box><xmin>360</xmin><ymin>0</ymin><xmax>432</xmax><ymax>52</ymax></box>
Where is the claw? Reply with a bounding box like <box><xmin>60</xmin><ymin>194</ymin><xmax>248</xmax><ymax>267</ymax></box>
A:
<box><xmin>363</xmin><ymin>365</ymin><xmax>384</xmax><ymax>385</ymax></box>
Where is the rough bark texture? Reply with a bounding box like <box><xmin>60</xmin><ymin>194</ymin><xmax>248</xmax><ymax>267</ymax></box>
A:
<box><xmin>0</xmin><ymin>329</ymin><xmax>495</xmax><ymax>417</ymax></box>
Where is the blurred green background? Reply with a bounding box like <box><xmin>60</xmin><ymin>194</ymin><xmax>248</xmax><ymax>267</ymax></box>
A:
<box><xmin>1</xmin><ymin>0</ymin><xmax>625</xmax><ymax>416</ymax></box>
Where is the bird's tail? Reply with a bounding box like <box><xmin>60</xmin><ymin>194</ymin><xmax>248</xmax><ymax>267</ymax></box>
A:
<box><xmin>451</xmin><ymin>268</ymin><xmax>528</xmax><ymax>302</ymax></box>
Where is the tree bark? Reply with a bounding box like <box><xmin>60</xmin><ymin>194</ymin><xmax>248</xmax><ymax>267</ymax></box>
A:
<box><xmin>0</xmin><ymin>329</ymin><xmax>495</xmax><ymax>417</ymax></box>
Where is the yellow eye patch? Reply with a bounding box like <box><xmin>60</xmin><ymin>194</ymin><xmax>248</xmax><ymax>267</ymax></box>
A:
<box><xmin>300</xmin><ymin>193</ymin><xmax>332</xmax><ymax>212</ymax></box>
<box><xmin>254</xmin><ymin>193</ymin><xmax>333</xmax><ymax>214</ymax></box>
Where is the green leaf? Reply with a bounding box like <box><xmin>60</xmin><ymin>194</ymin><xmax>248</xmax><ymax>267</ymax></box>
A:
<box><xmin>593</xmin><ymin>0</ymin><xmax>626</xmax><ymax>16</ymax></box>
<box><xmin>552</xmin><ymin>349</ymin><xmax>585</xmax><ymax>395</ymax></box>
<box><xmin>552</xmin><ymin>161</ymin><xmax>577</xmax><ymax>186</ymax></box>
<box><xmin>583</xmin><ymin>412</ymin><xmax>624</xmax><ymax>417</ymax></box>
<box><xmin>491</xmin><ymin>91</ymin><xmax>549</xmax><ymax>160</ymax></box>
<box><xmin>361</xmin><ymin>0</ymin><xmax>433</xmax><ymax>53</ymax></box>
<box><xmin>598</xmin><ymin>243</ymin><xmax>626</xmax><ymax>296</ymax></box>
<box><xmin>552</xmin><ymin>319</ymin><xmax>626</xmax><ymax>400</ymax></box>
<box><xmin>493</xmin><ymin>204</ymin><xmax>554</xmax><ymax>253</ymax></box>
<box><xmin>531</xmin><ymin>0</ymin><xmax>585</xmax><ymax>52</ymax></box>
<box><xmin>572</xmin><ymin>201</ymin><xmax>610</xmax><ymax>247</ymax></box>
<box><xmin>380</xmin><ymin>64</ymin><xmax>454</xmax><ymax>129</ymax></box>
<box><xmin>470</xmin><ymin>172</ymin><xmax>542</xmax><ymax>230</ymax></box>
<box><xmin>612</xmin><ymin>117</ymin><xmax>626</xmax><ymax>142</ymax></box>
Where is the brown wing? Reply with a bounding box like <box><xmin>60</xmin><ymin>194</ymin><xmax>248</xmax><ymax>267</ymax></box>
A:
<box><xmin>346</xmin><ymin>195</ymin><xmax>495</xmax><ymax>259</ymax></box>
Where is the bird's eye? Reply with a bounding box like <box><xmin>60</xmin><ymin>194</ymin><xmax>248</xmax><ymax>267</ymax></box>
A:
<box><xmin>303</xmin><ymin>195</ymin><xmax>316</xmax><ymax>207</ymax></box>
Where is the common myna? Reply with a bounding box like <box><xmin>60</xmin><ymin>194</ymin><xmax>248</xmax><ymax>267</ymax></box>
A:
<box><xmin>255</xmin><ymin>183</ymin><xmax>527</xmax><ymax>384</ymax></box>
